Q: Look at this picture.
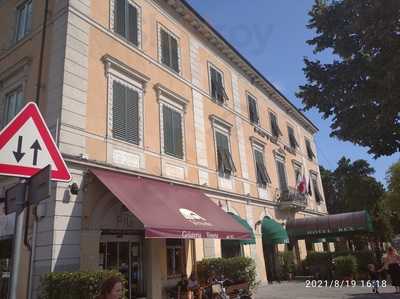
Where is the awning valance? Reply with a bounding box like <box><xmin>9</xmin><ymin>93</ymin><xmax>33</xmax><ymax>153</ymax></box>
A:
<box><xmin>261</xmin><ymin>217</ymin><xmax>289</xmax><ymax>245</ymax></box>
<box><xmin>91</xmin><ymin>168</ymin><xmax>251</xmax><ymax>240</ymax></box>
<box><xmin>286</xmin><ymin>211</ymin><xmax>373</xmax><ymax>239</ymax></box>
<box><xmin>228</xmin><ymin>212</ymin><xmax>256</xmax><ymax>245</ymax></box>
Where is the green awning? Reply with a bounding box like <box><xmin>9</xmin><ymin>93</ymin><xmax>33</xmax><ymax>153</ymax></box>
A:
<box><xmin>261</xmin><ymin>217</ymin><xmax>289</xmax><ymax>245</ymax></box>
<box><xmin>286</xmin><ymin>210</ymin><xmax>374</xmax><ymax>239</ymax></box>
<box><xmin>228</xmin><ymin>212</ymin><xmax>256</xmax><ymax>245</ymax></box>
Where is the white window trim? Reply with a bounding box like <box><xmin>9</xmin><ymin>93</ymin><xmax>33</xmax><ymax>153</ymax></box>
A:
<box><xmin>246</xmin><ymin>92</ymin><xmax>259</xmax><ymax>125</ymax></box>
<box><xmin>157</xmin><ymin>22</ymin><xmax>182</xmax><ymax>75</ymax></box>
<box><xmin>107</xmin><ymin>72</ymin><xmax>144</xmax><ymax>148</ymax></box>
<box><xmin>208</xmin><ymin>62</ymin><xmax>226</xmax><ymax>103</ymax></box>
<box><xmin>110</xmin><ymin>0</ymin><xmax>142</xmax><ymax>48</ymax></box>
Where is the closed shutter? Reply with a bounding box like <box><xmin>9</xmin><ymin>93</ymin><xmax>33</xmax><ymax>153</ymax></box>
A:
<box><xmin>170</xmin><ymin>36</ymin><xmax>180</xmax><ymax>73</ymax></box>
<box><xmin>163</xmin><ymin>105</ymin><xmax>183</xmax><ymax>158</ymax></box>
<box><xmin>163</xmin><ymin>105</ymin><xmax>174</xmax><ymax>155</ymax></box>
<box><xmin>126</xmin><ymin>87</ymin><xmax>139</xmax><ymax>144</ymax></box>
<box><xmin>127</xmin><ymin>3</ymin><xmax>138</xmax><ymax>45</ymax></box>
<box><xmin>112</xmin><ymin>81</ymin><xmax>139</xmax><ymax>144</ymax></box>
<box><xmin>172</xmin><ymin>109</ymin><xmax>183</xmax><ymax>158</ymax></box>
<box><xmin>115</xmin><ymin>0</ymin><xmax>126</xmax><ymax>37</ymax></box>
<box><xmin>276</xmin><ymin>160</ymin><xmax>288</xmax><ymax>191</ymax></box>
<box><xmin>161</xmin><ymin>29</ymin><xmax>171</xmax><ymax>67</ymax></box>
<box><xmin>112</xmin><ymin>81</ymin><xmax>127</xmax><ymax>141</ymax></box>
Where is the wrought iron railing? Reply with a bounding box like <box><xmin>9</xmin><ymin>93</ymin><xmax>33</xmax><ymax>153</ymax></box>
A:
<box><xmin>277</xmin><ymin>187</ymin><xmax>307</xmax><ymax>209</ymax></box>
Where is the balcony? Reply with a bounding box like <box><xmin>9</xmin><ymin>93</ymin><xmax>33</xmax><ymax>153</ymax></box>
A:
<box><xmin>277</xmin><ymin>187</ymin><xmax>307</xmax><ymax>211</ymax></box>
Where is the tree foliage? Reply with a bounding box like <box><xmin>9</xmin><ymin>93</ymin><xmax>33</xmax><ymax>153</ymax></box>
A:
<box><xmin>383</xmin><ymin>160</ymin><xmax>400</xmax><ymax>233</ymax></box>
<box><xmin>319</xmin><ymin>157</ymin><xmax>390</xmax><ymax>240</ymax></box>
<box><xmin>298</xmin><ymin>0</ymin><xmax>400</xmax><ymax>158</ymax></box>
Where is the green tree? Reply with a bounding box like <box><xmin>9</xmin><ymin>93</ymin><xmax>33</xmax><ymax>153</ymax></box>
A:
<box><xmin>383</xmin><ymin>160</ymin><xmax>400</xmax><ymax>234</ymax></box>
<box><xmin>297</xmin><ymin>0</ymin><xmax>400</xmax><ymax>158</ymax></box>
<box><xmin>320</xmin><ymin>157</ymin><xmax>390</xmax><ymax>241</ymax></box>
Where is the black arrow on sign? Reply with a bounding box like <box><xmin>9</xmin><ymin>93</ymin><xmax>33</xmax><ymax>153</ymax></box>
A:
<box><xmin>13</xmin><ymin>136</ymin><xmax>25</xmax><ymax>162</ymax></box>
<box><xmin>30</xmin><ymin>140</ymin><xmax>42</xmax><ymax>166</ymax></box>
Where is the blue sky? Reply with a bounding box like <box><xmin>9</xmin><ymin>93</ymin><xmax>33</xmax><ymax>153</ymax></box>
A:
<box><xmin>186</xmin><ymin>0</ymin><xmax>399</xmax><ymax>185</ymax></box>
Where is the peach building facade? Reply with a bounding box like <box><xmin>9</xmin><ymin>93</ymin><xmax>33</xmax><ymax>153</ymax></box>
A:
<box><xmin>0</xmin><ymin>0</ymin><xmax>329</xmax><ymax>298</ymax></box>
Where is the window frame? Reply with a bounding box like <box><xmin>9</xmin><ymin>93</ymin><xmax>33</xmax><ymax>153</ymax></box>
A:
<box><xmin>2</xmin><ymin>86</ymin><xmax>24</xmax><ymax>128</ymax></box>
<box><xmin>252</xmin><ymin>143</ymin><xmax>270</xmax><ymax>189</ymax></box>
<box><xmin>305</xmin><ymin>138</ymin><xmax>316</xmax><ymax>161</ymax></box>
<box><xmin>166</xmin><ymin>239</ymin><xmax>185</xmax><ymax>278</ymax></box>
<box><xmin>287</xmin><ymin>125</ymin><xmax>299</xmax><ymax>150</ymax></box>
<box><xmin>15</xmin><ymin>0</ymin><xmax>32</xmax><ymax>43</ymax></box>
<box><xmin>211</xmin><ymin>119</ymin><xmax>235</xmax><ymax>178</ymax></box>
<box><xmin>108</xmin><ymin>73</ymin><xmax>144</xmax><ymax>148</ymax></box>
<box><xmin>247</xmin><ymin>92</ymin><xmax>259</xmax><ymax>125</ymax></box>
<box><xmin>157</xmin><ymin>24</ymin><xmax>182</xmax><ymax>74</ymax></box>
<box><xmin>111</xmin><ymin>0</ymin><xmax>142</xmax><ymax>47</ymax></box>
<box><xmin>269</xmin><ymin>111</ymin><xmax>282</xmax><ymax>138</ymax></box>
<box><xmin>208</xmin><ymin>63</ymin><xmax>228</xmax><ymax>104</ymax></box>
<box><xmin>160</xmin><ymin>102</ymin><xmax>185</xmax><ymax>160</ymax></box>
<box><xmin>275</xmin><ymin>155</ymin><xmax>288</xmax><ymax>192</ymax></box>
<box><xmin>310</xmin><ymin>172</ymin><xmax>323</xmax><ymax>204</ymax></box>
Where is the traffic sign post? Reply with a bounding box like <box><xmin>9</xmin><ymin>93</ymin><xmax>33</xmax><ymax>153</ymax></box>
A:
<box><xmin>0</xmin><ymin>102</ymin><xmax>70</xmax><ymax>299</ymax></box>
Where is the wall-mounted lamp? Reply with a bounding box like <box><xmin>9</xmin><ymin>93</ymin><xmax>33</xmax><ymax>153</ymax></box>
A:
<box><xmin>69</xmin><ymin>182</ymin><xmax>80</xmax><ymax>195</ymax></box>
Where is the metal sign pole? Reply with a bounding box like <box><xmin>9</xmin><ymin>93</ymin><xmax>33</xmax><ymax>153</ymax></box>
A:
<box><xmin>8</xmin><ymin>182</ymin><xmax>27</xmax><ymax>299</ymax></box>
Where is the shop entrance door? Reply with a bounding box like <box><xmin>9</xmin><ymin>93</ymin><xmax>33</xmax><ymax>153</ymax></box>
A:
<box><xmin>99</xmin><ymin>235</ymin><xmax>145</xmax><ymax>298</ymax></box>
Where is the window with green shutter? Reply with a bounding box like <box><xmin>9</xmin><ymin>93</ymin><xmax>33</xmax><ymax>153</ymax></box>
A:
<box><xmin>276</xmin><ymin>159</ymin><xmax>288</xmax><ymax>191</ymax></box>
<box><xmin>210</xmin><ymin>66</ymin><xmax>228</xmax><ymax>104</ymax></box>
<box><xmin>114</xmin><ymin>0</ymin><xmax>139</xmax><ymax>46</ymax></box>
<box><xmin>160</xmin><ymin>28</ymin><xmax>180</xmax><ymax>73</ymax></box>
<box><xmin>112</xmin><ymin>81</ymin><xmax>139</xmax><ymax>144</ymax></box>
<box><xmin>248</xmin><ymin>95</ymin><xmax>259</xmax><ymax>124</ymax></box>
<box><xmin>312</xmin><ymin>175</ymin><xmax>323</xmax><ymax>204</ymax></box>
<box><xmin>270</xmin><ymin>112</ymin><xmax>282</xmax><ymax>138</ymax></box>
<box><xmin>163</xmin><ymin>105</ymin><xmax>183</xmax><ymax>159</ymax></box>
<box><xmin>254</xmin><ymin>149</ymin><xmax>271</xmax><ymax>187</ymax></box>
<box><xmin>288</xmin><ymin>126</ymin><xmax>299</xmax><ymax>149</ymax></box>
<box><xmin>215</xmin><ymin>131</ymin><xmax>235</xmax><ymax>176</ymax></box>
<box><xmin>305</xmin><ymin>139</ymin><xmax>315</xmax><ymax>160</ymax></box>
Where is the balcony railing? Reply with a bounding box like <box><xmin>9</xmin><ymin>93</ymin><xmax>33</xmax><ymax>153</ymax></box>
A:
<box><xmin>277</xmin><ymin>187</ymin><xmax>307</xmax><ymax>211</ymax></box>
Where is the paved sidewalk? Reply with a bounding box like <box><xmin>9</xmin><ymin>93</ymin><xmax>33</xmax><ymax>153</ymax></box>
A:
<box><xmin>254</xmin><ymin>282</ymin><xmax>400</xmax><ymax>299</ymax></box>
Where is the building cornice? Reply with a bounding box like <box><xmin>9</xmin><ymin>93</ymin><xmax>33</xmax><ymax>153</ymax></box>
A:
<box><xmin>163</xmin><ymin>0</ymin><xmax>318</xmax><ymax>134</ymax></box>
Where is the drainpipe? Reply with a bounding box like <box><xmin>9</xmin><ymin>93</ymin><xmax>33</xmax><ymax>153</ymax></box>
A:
<box><xmin>35</xmin><ymin>0</ymin><xmax>50</xmax><ymax>104</ymax></box>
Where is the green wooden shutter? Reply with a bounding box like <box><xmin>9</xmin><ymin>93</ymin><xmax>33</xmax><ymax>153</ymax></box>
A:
<box><xmin>112</xmin><ymin>81</ymin><xmax>127</xmax><ymax>141</ymax></box>
<box><xmin>163</xmin><ymin>105</ymin><xmax>174</xmax><ymax>155</ymax></box>
<box><xmin>170</xmin><ymin>36</ymin><xmax>179</xmax><ymax>73</ymax></box>
<box><xmin>127</xmin><ymin>3</ymin><xmax>138</xmax><ymax>45</ymax></box>
<box><xmin>276</xmin><ymin>160</ymin><xmax>288</xmax><ymax>191</ymax></box>
<box><xmin>288</xmin><ymin>127</ymin><xmax>298</xmax><ymax>148</ymax></box>
<box><xmin>115</xmin><ymin>0</ymin><xmax>126</xmax><ymax>37</ymax></box>
<box><xmin>248</xmin><ymin>96</ymin><xmax>258</xmax><ymax>124</ymax></box>
<box><xmin>210</xmin><ymin>67</ymin><xmax>218</xmax><ymax>100</ymax></box>
<box><xmin>215</xmin><ymin>72</ymin><xmax>224</xmax><ymax>103</ymax></box>
<box><xmin>126</xmin><ymin>87</ymin><xmax>139</xmax><ymax>144</ymax></box>
<box><xmin>161</xmin><ymin>29</ymin><xmax>171</xmax><ymax>67</ymax></box>
<box><xmin>172</xmin><ymin>108</ymin><xmax>183</xmax><ymax>158</ymax></box>
<box><xmin>216</xmin><ymin>131</ymin><xmax>229</xmax><ymax>173</ymax></box>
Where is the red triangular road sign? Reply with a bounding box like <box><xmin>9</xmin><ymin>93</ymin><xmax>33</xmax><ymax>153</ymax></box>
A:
<box><xmin>0</xmin><ymin>102</ymin><xmax>71</xmax><ymax>182</ymax></box>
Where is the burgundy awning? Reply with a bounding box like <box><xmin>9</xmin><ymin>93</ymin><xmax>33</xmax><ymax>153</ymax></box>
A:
<box><xmin>90</xmin><ymin>168</ymin><xmax>251</xmax><ymax>240</ymax></box>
